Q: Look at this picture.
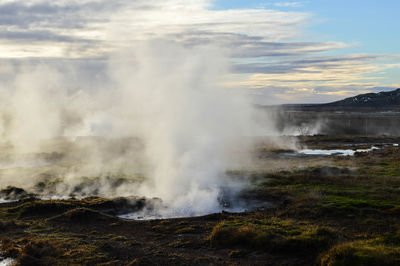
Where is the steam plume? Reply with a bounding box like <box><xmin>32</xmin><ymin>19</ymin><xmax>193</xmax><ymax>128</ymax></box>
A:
<box><xmin>0</xmin><ymin>40</ymin><xmax>265</xmax><ymax>217</ymax></box>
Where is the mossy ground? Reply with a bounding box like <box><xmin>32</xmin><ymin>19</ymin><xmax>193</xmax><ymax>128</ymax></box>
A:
<box><xmin>1</xmin><ymin>135</ymin><xmax>400</xmax><ymax>265</ymax></box>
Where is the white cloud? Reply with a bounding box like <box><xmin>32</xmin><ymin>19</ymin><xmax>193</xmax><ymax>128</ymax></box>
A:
<box><xmin>225</xmin><ymin>54</ymin><xmax>400</xmax><ymax>104</ymax></box>
<box><xmin>0</xmin><ymin>0</ymin><xmax>397</xmax><ymax>103</ymax></box>
<box><xmin>0</xmin><ymin>0</ymin><xmax>311</xmax><ymax>58</ymax></box>
<box><xmin>274</xmin><ymin>2</ymin><xmax>303</xmax><ymax>8</ymax></box>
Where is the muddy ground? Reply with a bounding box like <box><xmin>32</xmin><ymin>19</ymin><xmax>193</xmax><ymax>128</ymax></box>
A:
<box><xmin>1</xmin><ymin>135</ymin><xmax>400</xmax><ymax>265</ymax></box>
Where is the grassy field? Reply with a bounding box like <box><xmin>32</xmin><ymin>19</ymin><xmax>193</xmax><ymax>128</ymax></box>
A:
<box><xmin>1</xmin><ymin>136</ymin><xmax>400</xmax><ymax>265</ymax></box>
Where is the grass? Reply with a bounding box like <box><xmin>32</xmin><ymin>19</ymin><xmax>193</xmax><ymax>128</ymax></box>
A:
<box><xmin>232</xmin><ymin>141</ymin><xmax>400</xmax><ymax>263</ymax></box>
<box><xmin>246</xmin><ymin>152</ymin><xmax>400</xmax><ymax>220</ymax></box>
<box><xmin>321</xmin><ymin>195</ymin><xmax>396</xmax><ymax>210</ymax></box>
<box><xmin>208</xmin><ymin>218</ymin><xmax>338</xmax><ymax>253</ymax></box>
<box><xmin>8</xmin><ymin>201</ymin><xmax>76</xmax><ymax>218</ymax></box>
<box><xmin>318</xmin><ymin>240</ymin><xmax>400</xmax><ymax>266</ymax></box>
<box><xmin>1</xmin><ymin>234</ymin><xmax>120</xmax><ymax>265</ymax></box>
<box><xmin>17</xmin><ymin>239</ymin><xmax>64</xmax><ymax>265</ymax></box>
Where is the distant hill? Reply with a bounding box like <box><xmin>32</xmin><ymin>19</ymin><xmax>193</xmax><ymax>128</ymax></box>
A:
<box><xmin>324</xmin><ymin>88</ymin><xmax>400</xmax><ymax>107</ymax></box>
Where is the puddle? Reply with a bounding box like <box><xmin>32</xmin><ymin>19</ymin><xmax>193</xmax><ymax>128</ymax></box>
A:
<box><xmin>119</xmin><ymin>211</ymin><xmax>165</xmax><ymax>220</ymax></box>
<box><xmin>298</xmin><ymin>146</ymin><xmax>379</xmax><ymax>156</ymax></box>
<box><xmin>0</xmin><ymin>198</ymin><xmax>19</xmax><ymax>204</ymax></box>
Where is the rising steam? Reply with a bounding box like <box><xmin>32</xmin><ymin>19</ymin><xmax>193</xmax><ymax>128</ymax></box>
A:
<box><xmin>0</xmin><ymin>41</ymin><xmax>267</xmax><ymax>217</ymax></box>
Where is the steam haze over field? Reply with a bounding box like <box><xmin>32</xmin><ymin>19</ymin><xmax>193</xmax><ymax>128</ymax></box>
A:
<box><xmin>2</xmin><ymin>2</ymin><xmax>400</xmax><ymax>265</ymax></box>
<box><xmin>0</xmin><ymin>0</ymin><xmax>399</xmax><ymax>217</ymax></box>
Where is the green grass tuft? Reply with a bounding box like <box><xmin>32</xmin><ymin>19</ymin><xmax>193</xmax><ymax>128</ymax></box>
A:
<box><xmin>318</xmin><ymin>240</ymin><xmax>400</xmax><ymax>266</ymax></box>
<box><xmin>207</xmin><ymin>218</ymin><xmax>338</xmax><ymax>253</ymax></box>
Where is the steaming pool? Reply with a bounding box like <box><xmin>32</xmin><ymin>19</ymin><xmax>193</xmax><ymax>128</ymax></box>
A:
<box><xmin>0</xmin><ymin>187</ymin><xmax>273</xmax><ymax>221</ymax></box>
<box><xmin>0</xmin><ymin>197</ymin><xmax>272</xmax><ymax>221</ymax></box>
<box><xmin>118</xmin><ymin>199</ymin><xmax>270</xmax><ymax>220</ymax></box>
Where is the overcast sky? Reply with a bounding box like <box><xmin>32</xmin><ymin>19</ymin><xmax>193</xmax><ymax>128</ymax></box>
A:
<box><xmin>0</xmin><ymin>0</ymin><xmax>399</xmax><ymax>104</ymax></box>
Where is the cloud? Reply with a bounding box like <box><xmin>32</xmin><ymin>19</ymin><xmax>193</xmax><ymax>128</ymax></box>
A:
<box><xmin>274</xmin><ymin>2</ymin><xmax>303</xmax><ymax>8</ymax></box>
<box><xmin>0</xmin><ymin>29</ymin><xmax>90</xmax><ymax>42</ymax></box>
<box><xmin>0</xmin><ymin>0</ymin><xmax>310</xmax><ymax>58</ymax></box>
<box><xmin>225</xmin><ymin>54</ymin><xmax>400</xmax><ymax>104</ymax></box>
<box><xmin>233</xmin><ymin>54</ymin><xmax>380</xmax><ymax>74</ymax></box>
<box><xmin>0</xmin><ymin>0</ymin><xmax>397</xmax><ymax>103</ymax></box>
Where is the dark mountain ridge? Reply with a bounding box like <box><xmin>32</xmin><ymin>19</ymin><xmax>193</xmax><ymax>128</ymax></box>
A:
<box><xmin>323</xmin><ymin>88</ymin><xmax>400</xmax><ymax>107</ymax></box>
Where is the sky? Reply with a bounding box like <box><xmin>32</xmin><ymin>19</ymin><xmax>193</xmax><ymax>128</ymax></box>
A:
<box><xmin>0</xmin><ymin>0</ymin><xmax>399</xmax><ymax>104</ymax></box>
